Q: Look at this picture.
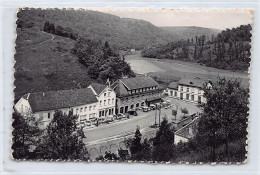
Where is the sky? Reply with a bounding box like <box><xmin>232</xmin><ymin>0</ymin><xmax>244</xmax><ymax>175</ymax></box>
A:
<box><xmin>98</xmin><ymin>9</ymin><xmax>252</xmax><ymax>30</ymax></box>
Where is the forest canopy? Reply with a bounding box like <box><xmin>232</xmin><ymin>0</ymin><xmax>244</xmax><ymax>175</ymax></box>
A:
<box><xmin>141</xmin><ymin>24</ymin><xmax>252</xmax><ymax>71</ymax></box>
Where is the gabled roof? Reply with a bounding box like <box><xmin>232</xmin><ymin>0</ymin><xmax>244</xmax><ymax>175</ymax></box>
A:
<box><xmin>178</xmin><ymin>78</ymin><xmax>206</xmax><ymax>88</ymax></box>
<box><xmin>120</xmin><ymin>76</ymin><xmax>159</xmax><ymax>90</ymax></box>
<box><xmin>24</xmin><ymin>88</ymin><xmax>98</xmax><ymax>113</ymax></box>
<box><xmin>89</xmin><ymin>82</ymin><xmax>107</xmax><ymax>95</ymax></box>
<box><xmin>168</xmin><ymin>82</ymin><xmax>178</xmax><ymax>90</ymax></box>
<box><xmin>111</xmin><ymin>76</ymin><xmax>161</xmax><ymax>97</ymax></box>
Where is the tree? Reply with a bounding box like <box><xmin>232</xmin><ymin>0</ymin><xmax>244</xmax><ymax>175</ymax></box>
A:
<box><xmin>181</xmin><ymin>107</ymin><xmax>189</xmax><ymax>117</ymax></box>
<box><xmin>198</xmin><ymin>78</ymin><xmax>249</xmax><ymax>162</ymax></box>
<box><xmin>12</xmin><ymin>112</ymin><xmax>40</xmax><ymax>159</ymax></box>
<box><xmin>152</xmin><ymin>118</ymin><xmax>175</xmax><ymax>161</ymax></box>
<box><xmin>35</xmin><ymin>110</ymin><xmax>86</xmax><ymax>160</ymax></box>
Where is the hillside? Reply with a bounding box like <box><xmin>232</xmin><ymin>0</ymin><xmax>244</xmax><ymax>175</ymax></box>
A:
<box><xmin>161</xmin><ymin>26</ymin><xmax>220</xmax><ymax>40</ymax></box>
<box><xmin>142</xmin><ymin>24</ymin><xmax>252</xmax><ymax>72</ymax></box>
<box><xmin>17</xmin><ymin>9</ymin><xmax>181</xmax><ymax>50</ymax></box>
<box><xmin>14</xmin><ymin>30</ymin><xmax>95</xmax><ymax>102</ymax></box>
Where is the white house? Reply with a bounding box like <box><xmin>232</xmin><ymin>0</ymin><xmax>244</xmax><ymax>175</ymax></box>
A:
<box><xmin>88</xmin><ymin>82</ymin><xmax>116</xmax><ymax>118</ymax></box>
<box><xmin>167</xmin><ymin>77</ymin><xmax>212</xmax><ymax>104</ymax></box>
<box><xmin>14</xmin><ymin>88</ymin><xmax>99</xmax><ymax>129</ymax></box>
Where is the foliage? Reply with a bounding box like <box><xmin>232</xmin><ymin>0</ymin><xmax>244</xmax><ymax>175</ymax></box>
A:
<box><xmin>72</xmin><ymin>38</ymin><xmax>135</xmax><ymax>83</ymax></box>
<box><xmin>96</xmin><ymin>151</ymin><xmax>119</xmax><ymax>161</ymax></box>
<box><xmin>181</xmin><ymin>107</ymin><xmax>189</xmax><ymax>117</ymax></box>
<box><xmin>12</xmin><ymin>112</ymin><xmax>41</xmax><ymax>159</ymax></box>
<box><xmin>35</xmin><ymin>110</ymin><xmax>86</xmax><ymax>160</ymax></box>
<box><xmin>43</xmin><ymin>21</ymin><xmax>78</xmax><ymax>40</ymax></box>
<box><xmin>142</xmin><ymin>24</ymin><xmax>252</xmax><ymax>71</ymax></box>
<box><xmin>125</xmin><ymin>127</ymin><xmax>152</xmax><ymax>161</ymax></box>
<box><xmin>152</xmin><ymin>118</ymin><xmax>175</xmax><ymax>161</ymax></box>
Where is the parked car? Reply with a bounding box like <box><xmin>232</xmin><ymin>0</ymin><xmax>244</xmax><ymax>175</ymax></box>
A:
<box><xmin>127</xmin><ymin>110</ymin><xmax>138</xmax><ymax>116</ymax></box>
<box><xmin>80</xmin><ymin>121</ymin><xmax>86</xmax><ymax>128</ymax></box>
<box><xmin>117</xmin><ymin>113</ymin><xmax>126</xmax><ymax>119</ymax></box>
<box><xmin>143</xmin><ymin>106</ymin><xmax>149</xmax><ymax>112</ymax></box>
<box><xmin>85</xmin><ymin>120</ymin><xmax>91</xmax><ymax>126</ymax></box>
<box><xmin>107</xmin><ymin>115</ymin><xmax>114</xmax><ymax>122</ymax></box>
<box><xmin>150</xmin><ymin>104</ymin><xmax>156</xmax><ymax>110</ymax></box>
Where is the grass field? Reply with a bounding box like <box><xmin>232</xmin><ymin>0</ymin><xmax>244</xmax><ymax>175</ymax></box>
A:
<box><xmin>14</xmin><ymin>30</ymin><xmax>94</xmax><ymax>102</ymax></box>
<box><xmin>125</xmin><ymin>54</ymin><xmax>250</xmax><ymax>88</ymax></box>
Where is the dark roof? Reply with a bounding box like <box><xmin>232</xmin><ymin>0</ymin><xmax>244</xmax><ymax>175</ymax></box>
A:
<box><xmin>168</xmin><ymin>82</ymin><xmax>178</xmax><ymax>90</ymax></box>
<box><xmin>120</xmin><ymin>76</ymin><xmax>159</xmax><ymax>90</ymax></box>
<box><xmin>175</xmin><ymin>117</ymin><xmax>199</xmax><ymax>139</ymax></box>
<box><xmin>178</xmin><ymin>78</ymin><xmax>206</xmax><ymax>88</ymax></box>
<box><xmin>24</xmin><ymin>88</ymin><xmax>98</xmax><ymax>113</ymax></box>
<box><xmin>112</xmin><ymin>76</ymin><xmax>163</xmax><ymax>97</ymax></box>
<box><xmin>90</xmin><ymin>82</ymin><xmax>107</xmax><ymax>95</ymax></box>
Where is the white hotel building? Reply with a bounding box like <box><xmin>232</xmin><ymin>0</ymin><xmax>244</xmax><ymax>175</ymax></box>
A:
<box><xmin>14</xmin><ymin>83</ymin><xmax>116</xmax><ymax>129</ymax></box>
<box><xmin>166</xmin><ymin>78</ymin><xmax>212</xmax><ymax>104</ymax></box>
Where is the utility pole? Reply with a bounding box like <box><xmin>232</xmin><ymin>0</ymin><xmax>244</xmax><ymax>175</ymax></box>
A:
<box><xmin>154</xmin><ymin>108</ymin><xmax>157</xmax><ymax>126</ymax></box>
<box><xmin>159</xmin><ymin>104</ymin><xmax>161</xmax><ymax>127</ymax></box>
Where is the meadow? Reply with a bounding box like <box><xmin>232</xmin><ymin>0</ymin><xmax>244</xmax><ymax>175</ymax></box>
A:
<box><xmin>14</xmin><ymin>30</ymin><xmax>94</xmax><ymax>102</ymax></box>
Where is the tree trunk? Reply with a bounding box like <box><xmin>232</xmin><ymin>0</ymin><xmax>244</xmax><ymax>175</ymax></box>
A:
<box><xmin>212</xmin><ymin>132</ymin><xmax>216</xmax><ymax>162</ymax></box>
<box><xmin>225</xmin><ymin>131</ymin><xmax>229</xmax><ymax>162</ymax></box>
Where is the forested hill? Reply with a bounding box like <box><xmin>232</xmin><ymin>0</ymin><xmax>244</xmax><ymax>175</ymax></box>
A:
<box><xmin>142</xmin><ymin>24</ymin><xmax>252</xmax><ymax>72</ymax></box>
<box><xmin>161</xmin><ymin>26</ymin><xmax>220</xmax><ymax>40</ymax></box>
<box><xmin>17</xmin><ymin>9</ymin><xmax>221</xmax><ymax>50</ymax></box>
<box><xmin>17</xmin><ymin>9</ymin><xmax>177</xmax><ymax>50</ymax></box>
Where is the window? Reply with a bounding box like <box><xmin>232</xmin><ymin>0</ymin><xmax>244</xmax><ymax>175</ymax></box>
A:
<box><xmin>187</xmin><ymin>88</ymin><xmax>189</xmax><ymax>92</ymax></box>
<box><xmin>104</xmin><ymin>100</ymin><xmax>106</xmax><ymax>105</ymax></box>
<box><xmin>80</xmin><ymin>108</ymin><xmax>83</xmax><ymax>112</ymax></box>
<box><xmin>136</xmin><ymin>103</ymin><xmax>139</xmax><ymax>108</ymax></box>
<box><xmin>76</xmin><ymin>108</ymin><xmax>79</xmax><ymax>114</ymax></box>
<box><xmin>99</xmin><ymin>111</ymin><xmax>102</xmax><ymax>117</ymax></box>
<box><xmin>112</xmin><ymin>98</ymin><xmax>114</xmax><ymax>104</ymax></box>
<box><xmin>100</xmin><ymin>100</ymin><xmax>102</xmax><ymax>105</ymax></box>
<box><xmin>131</xmin><ymin>104</ymin><xmax>134</xmax><ymax>109</ymax></box>
<box><xmin>191</xmin><ymin>95</ymin><xmax>194</xmax><ymax>101</ymax></box>
<box><xmin>104</xmin><ymin>93</ymin><xmax>106</xmax><ymax>97</ymax></box>
<box><xmin>126</xmin><ymin>98</ymin><xmax>128</xmax><ymax>102</ymax></box>
<box><xmin>48</xmin><ymin>112</ymin><xmax>51</xmax><ymax>119</ymax></box>
<box><xmin>93</xmin><ymin>105</ymin><xmax>96</xmax><ymax>110</ymax></box>
<box><xmin>21</xmin><ymin>104</ymin><xmax>23</xmax><ymax>111</ymax></box>
<box><xmin>181</xmin><ymin>86</ymin><xmax>183</xmax><ymax>91</ymax></box>
<box><xmin>174</xmin><ymin>91</ymin><xmax>177</xmax><ymax>97</ymax></box>
<box><xmin>85</xmin><ymin>107</ymin><xmax>87</xmax><ymax>112</ymax></box>
<box><xmin>89</xmin><ymin>106</ymin><xmax>92</xmax><ymax>111</ymax></box>
<box><xmin>186</xmin><ymin>94</ymin><xmax>189</xmax><ymax>100</ymax></box>
<box><xmin>170</xmin><ymin>91</ymin><xmax>173</xmax><ymax>96</ymax></box>
<box><xmin>108</xmin><ymin>99</ymin><xmax>111</xmax><ymax>104</ymax></box>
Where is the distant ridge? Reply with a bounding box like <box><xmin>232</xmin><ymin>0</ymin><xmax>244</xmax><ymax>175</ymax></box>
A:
<box><xmin>161</xmin><ymin>26</ymin><xmax>220</xmax><ymax>40</ymax></box>
<box><xmin>17</xmin><ymin>9</ymin><xmax>220</xmax><ymax>50</ymax></box>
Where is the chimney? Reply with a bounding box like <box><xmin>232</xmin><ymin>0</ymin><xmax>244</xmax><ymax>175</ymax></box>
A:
<box><xmin>26</xmin><ymin>93</ymin><xmax>30</xmax><ymax>100</ymax></box>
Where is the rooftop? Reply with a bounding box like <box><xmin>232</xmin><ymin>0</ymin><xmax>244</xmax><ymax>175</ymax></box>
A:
<box><xmin>89</xmin><ymin>82</ymin><xmax>107</xmax><ymax>95</ymax></box>
<box><xmin>178</xmin><ymin>78</ymin><xmax>207</xmax><ymax>88</ymax></box>
<box><xmin>120</xmin><ymin>76</ymin><xmax>159</xmax><ymax>90</ymax></box>
<box><xmin>168</xmin><ymin>82</ymin><xmax>178</xmax><ymax>90</ymax></box>
<box><xmin>24</xmin><ymin>88</ymin><xmax>98</xmax><ymax>113</ymax></box>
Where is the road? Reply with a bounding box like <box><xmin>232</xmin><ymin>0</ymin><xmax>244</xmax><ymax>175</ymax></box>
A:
<box><xmin>83</xmin><ymin>97</ymin><xmax>201</xmax><ymax>144</ymax></box>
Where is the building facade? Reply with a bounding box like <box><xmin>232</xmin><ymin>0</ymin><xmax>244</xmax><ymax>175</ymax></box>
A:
<box><xmin>167</xmin><ymin>78</ymin><xmax>212</xmax><ymax>103</ymax></box>
<box><xmin>111</xmin><ymin>76</ymin><xmax>164</xmax><ymax>114</ymax></box>
<box><xmin>14</xmin><ymin>88</ymin><xmax>99</xmax><ymax>129</ymax></box>
<box><xmin>88</xmin><ymin>82</ymin><xmax>116</xmax><ymax>118</ymax></box>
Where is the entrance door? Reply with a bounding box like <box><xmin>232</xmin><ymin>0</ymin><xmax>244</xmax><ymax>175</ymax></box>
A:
<box><xmin>125</xmin><ymin>106</ymin><xmax>128</xmax><ymax>113</ymax></box>
<box><xmin>198</xmin><ymin>96</ymin><xmax>201</xmax><ymax>104</ymax></box>
<box><xmin>180</xmin><ymin>93</ymin><xmax>183</xmax><ymax>99</ymax></box>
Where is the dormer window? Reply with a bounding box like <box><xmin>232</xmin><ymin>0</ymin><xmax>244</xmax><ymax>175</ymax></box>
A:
<box><xmin>104</xmin><ymin>93</ymin><xmax>106</xmax><ymax>97</ymax></box>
